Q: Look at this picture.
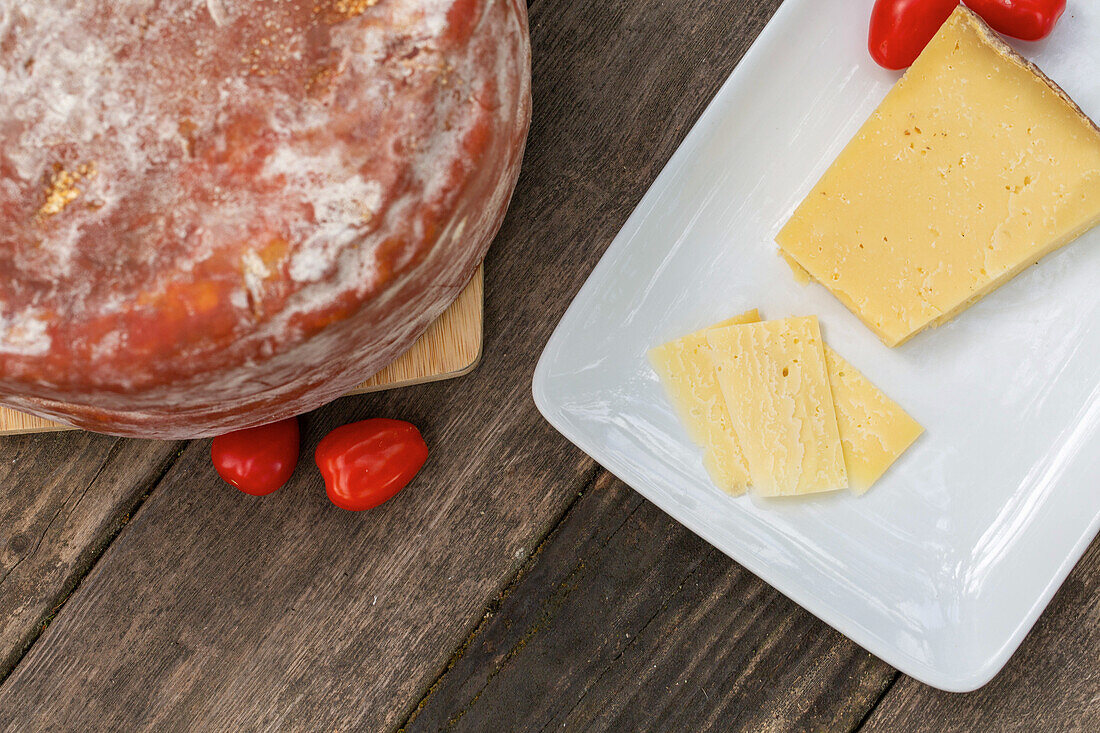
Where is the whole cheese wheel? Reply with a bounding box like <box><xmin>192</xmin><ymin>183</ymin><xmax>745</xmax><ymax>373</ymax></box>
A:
<box><xmin>0</xmin><ymin>0</ymin><xmax>531</xmax><ymax>438</ymax></box>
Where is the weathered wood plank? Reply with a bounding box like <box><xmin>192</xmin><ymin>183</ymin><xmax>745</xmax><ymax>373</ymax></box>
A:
<box><xmin>0</xmin><ymin>0</ymin><xmax>789</xmax><ymax>729</ymax></box>
<box><xmin>403</xmin><ymin>471</ymin><xmax>896</xmax><ymax>732</ymax></box>
<box><xmin>0</xmin><ymin>435</ymin><xmax>184</xmax><ymax>680</ymax></box>
<box><xmin>0</xmin><ymin>395</ymin><xmax>595</xmax><ymax>732</ymax></box>
<box><xmin>859</xmin><ymin>539</ymin><xmax>1100</xmax><ymax>732</ymax></box>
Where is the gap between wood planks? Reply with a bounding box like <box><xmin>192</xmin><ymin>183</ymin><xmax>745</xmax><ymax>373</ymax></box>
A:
<box><xmin>0</xmin><ymin>441</ymin><xmax>187</xmax><ymax>685</ymax></box>
<box><xmin>0</xmin><ymin>440</ymin><xmax>121</xmax><ymax>592</ymax></box>
<box><xmin>544</xmin><ymin>543</ymin><xmax>713</xmax><ymax>733</ymax></box>
<box><xmin>396</xmin><ymin>466</ymin><xmax>906</xmax><ymax>733</ymax></box>
<box><xmin>1</xmin><ymin>438</ymin><xmax>906</xmax><ymax>732</ymax></box>
<box><xmin>0</xmin><ymin>434</ymin><xmax>604</xmax><ymax>718</ymax></box>
<box><xmin>395</xmin><ymin>463</ymin><xmax>606</xmax><ymax>732</ymax></box>
<box><xmin>853</xmin><ymin>672</ymin><xmax>902</xmax><ymax>731</ymax></box>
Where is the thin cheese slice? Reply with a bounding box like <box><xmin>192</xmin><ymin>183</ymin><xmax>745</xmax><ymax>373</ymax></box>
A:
<box><xmin>648</xmin><ymin>310</ymin><xmax>761</xmax><ymax>496</ymax></box>
<box><xmin>652</xmin><ymin>311</ymin><xmax>924</xmax><ymax>497</ymax></box>
<box><xmin>776</xmin><ymin>6</ymin><xmax>1100</xmax><ymax>347</ymax></box>
<box><xmin>824</xmin><ymin>348</ymin><xmax>923</xmax><ymax>494</ymax></box>
<box><xmin>705</xmin><ymin>316</ymin><xmax>847</xmax><ymax>497</ymax></box>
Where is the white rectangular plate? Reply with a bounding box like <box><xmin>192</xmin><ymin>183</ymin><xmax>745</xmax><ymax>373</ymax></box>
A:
<box><xmin>532</xmin><ymin>0</ymin><xmax>1100</xmax><ymax>692</ymax></box>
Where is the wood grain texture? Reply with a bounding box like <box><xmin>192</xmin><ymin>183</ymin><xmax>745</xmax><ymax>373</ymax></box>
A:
<box><xmin>348</xmin><ymin>266</ymin><xmax>483</xmax><ymax>394</ymax></box>
<box><xmin>0</xmin><ymin>0</ymin><xmax>790</xmax><ymax>729</ymax></box>
<box><xmin>0</xmin><ymin>435</ymin><xmax>184</xmax><ymax>680</ymax></box>
<box><xmin>860</xmin><ymin>539</ymin><xmax>1100</xmax><ymax>732</ymax></box>
<box><xmin>403</xmin><ymin>471</ymin><xmax>895</xmax><ymax>732</ymax></box>
<box><xmin>0</xmin><ymin>268</ymin><xmax>483</xmax><ymax>435</ymax></box>
<box><xmin>0</xmin><ymin>376</ymin><xmax>597</xmax><ymax>732</ymax></box>
<box><xmin>0</xmin><ymin>412</ymin><xmax>74</xmax><ymax>436</ymax></box>
<box><xmin>3</xmin><ymin>0</ymin><xmax>1096</xmax><ymax>730</ymax></box>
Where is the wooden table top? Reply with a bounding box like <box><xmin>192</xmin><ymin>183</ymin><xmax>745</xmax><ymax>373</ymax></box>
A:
<box><xmin>1</xmin><ymin>1</ymin><xmax>1098</xmax><ymax>730</ymax></box>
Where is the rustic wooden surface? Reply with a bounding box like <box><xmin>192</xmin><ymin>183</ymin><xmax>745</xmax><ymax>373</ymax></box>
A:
<box><xmin>0</xmin><ymin>268</ymin><xmax>483</xmax><ymax>435</ymax></box>
<box><xmin>403</xmin><ymin>472</ymin><xmax>896</xmax><ymax>732</ymax></box>
<box><xmin>0</xmin><ymin>0</ymin><xmax>1098</xmax><ymax>731</ymax></box>
<box><xmin>0</xmin><ymin>435</ymin><xmax>184</xmax><ymax>680</ymax></box>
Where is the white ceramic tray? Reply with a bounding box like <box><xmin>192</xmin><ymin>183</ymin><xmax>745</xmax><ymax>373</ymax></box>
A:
<box><xmin>532</xmin><ymin>0</ymin><xmax>1100</xmax><ymax>692</ymax></box>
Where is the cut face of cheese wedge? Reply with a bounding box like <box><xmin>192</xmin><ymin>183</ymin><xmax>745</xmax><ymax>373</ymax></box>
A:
<box><xmin>824</xmin><ymin>348</ymin><xmax>924</xmax><ymax>494</ymax></box>
<box><xmin>779</xmin><ymin>250</ymin><xmax>812</xmax><ymax>286</ymax></box>
<box><xmin>648</xmin><ymin>310</ymin><xmax>761</xmax><ymax>496</ymax></box>
<box><xmin>776</xmin><ymin>6</ymin><xmax>1100</xmax><ymax>347</ymax></box>
<box><xmin>705</xmin><ymin>316</ymin><xmax>847</xmax><ymax>497</ymax></box>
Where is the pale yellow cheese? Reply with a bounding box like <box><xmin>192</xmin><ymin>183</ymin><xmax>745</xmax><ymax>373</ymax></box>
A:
<box><xmin>705</xmin><ymin>316</ymin><xmax>847</xmax><ymax>497</ymax></box>
<box><xmin>824</xmin><ymin>348</ymin><xmax>923</xmax><ymax>494</ymax></box>
<box><xmin>652</xmin><ymin>311</ymin><xmax>924</xmax><ymax>498</ymax></box>
<box><xmin>776</xmin><ymin>6</ymin><xmax>1100</xmax><ymax>347</ymax></box>
<box><xmin>779</xmin><ymin>250</ymin><xmax>812</xmax><ymax>286</ymax></box>
<box><xmin>648</xmin><ymin>310</ymin><xmax>761</xmax><ymax>496</ymax></box>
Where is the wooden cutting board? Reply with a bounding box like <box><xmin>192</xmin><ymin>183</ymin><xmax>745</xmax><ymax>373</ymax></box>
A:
<box><xmin>0</xmin><ymin>266</ymin><xmax>483</xmax><ymax>436</ymax></box>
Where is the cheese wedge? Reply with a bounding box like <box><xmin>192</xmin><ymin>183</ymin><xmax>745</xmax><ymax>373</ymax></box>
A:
<box><xmin>779</xmin><ymin>250</ymin><xmax>812</xmax><ymax>286</ymax></box>
<box><xmin>705</xmin><ymin>317</ymin><xmax>847</xmax><ymax>497</ymax></box>
<box><xmin>648</xmin><ymin>310</ymin><xmax>761</xmax><ymax>495</ymax></box>
<box><xmin>776</xmin><ymin>6</ymin><xmax>1100</xmax><ymax>347</ymax></box>
<box><xmin>824</xmin><ymin>348</ymin><xmax>923</xmax><ymax>494</ymax></box>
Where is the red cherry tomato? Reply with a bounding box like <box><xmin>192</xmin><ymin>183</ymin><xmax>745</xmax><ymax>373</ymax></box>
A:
<box><xmin>211</xmin><ymin>417</ymin><xmax>300</xmax><ymax>496</ymax></box>
<box><xmin>964</xmin><ymin>0</ymin><xmax>1065</xmax><ymax>41</ymax></box>
<box><xmin>315</xmin><ymin>419</ymin><xmax>429</xmax><ymax>511</ymax></box>
<box><xmin>869</xmin><ymin>0</ymin><xmax>961</xmax><ymax>69</ymax></box>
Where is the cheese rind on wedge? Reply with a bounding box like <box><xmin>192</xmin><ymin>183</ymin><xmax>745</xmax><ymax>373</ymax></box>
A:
<box><xmin>648</xmin><ymin>310</ymin><xmax>761</xmax><ymax>495</ymax></box>
<box><xmin>776</xmin><ymin>6</ymin><xmax>1100</xmax><ymax>347</ymax></box>
<box><xmin>824</xmin><ymin>348</ymin><xmax>924</xmax><ymax>494</ymax></box>
<box><xmin>705</xmin><ymin>316</ymin><xmax>847</xmax><ymax>497</ymax></box>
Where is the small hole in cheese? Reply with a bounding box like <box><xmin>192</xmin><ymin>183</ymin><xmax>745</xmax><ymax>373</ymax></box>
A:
<box><xmin>782</xmin><ymin>367</ymin><xmax>789</xmax><ymax>377</ymax></box>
